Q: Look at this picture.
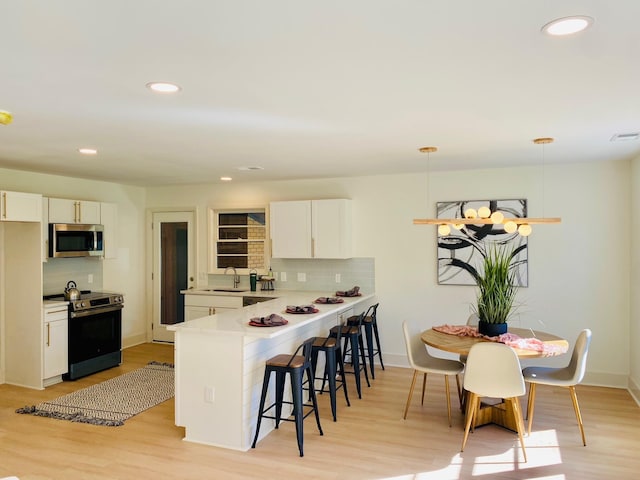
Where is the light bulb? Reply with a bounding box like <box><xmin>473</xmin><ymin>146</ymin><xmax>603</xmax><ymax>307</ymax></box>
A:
<box><xmin>453</xmin><ymin>223</ymin><xmax>464</xmax><ymax>230</ymax></box>
<box><xmin>518</xmin><ymin>224</ymin><xmax>532</xmax><ymax>236</ymax></box>
<box><xmin>478</xmin><ymin>206</ymin><xmax>491</xmax><ymax>218</ymax></box>
<box><xmin>0</xmin><ymin>110</ymin><xmax>13</xmax><ymax>125</ymax></box>
<box><xmin>490</xmin><ymin>211</ymin><xmax>504</xmax><ymax>224</ymax></box>
<box><xmin>464</xmin><ymin>208</ymin><xmax>477</xmax><ymax>219</ymax></box>
<box><xmin>438</xmin><ymin>224</ymin><xmax>451</xmax><ymax>236</ymax></box>
<box><xmin>504</xmin><ymin>221</ymin><xmax>517</xmax><ymax>234</ymax></box>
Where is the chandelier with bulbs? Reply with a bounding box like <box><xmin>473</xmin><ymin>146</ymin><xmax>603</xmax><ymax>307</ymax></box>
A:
<box><xmin>413</xmin><ymin>139</ymin><xmax>561</xmax><ymax>236</ymax></box>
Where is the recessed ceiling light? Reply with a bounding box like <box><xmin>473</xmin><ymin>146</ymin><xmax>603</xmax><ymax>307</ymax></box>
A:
<box><xmin>611</xmin><ymin>132</ymin><xmax>640</xmax><ymax>142</ymax></box>
<box><xmin>237</xmin><ymin>166</ymin><xmax>264</xmax><ymax>171</ymax></box>
<box><xmin>542</xmin><ymin>16</ymin><xmax>594</xmax><ymax>36</ymax></box>
<box><xmin>146</xmin><ymin>82</ymin><xmax>182</xmax><ymax>94</ymax></box>
<box><xmin>78</xmin><ymin>148</ymin><xmax>98</xmax><ymax>155</ymax></box>
<box><xmin>220</xmin><ymin>176</ymin><xmax>233</xmax><ymax>181</ymax></box>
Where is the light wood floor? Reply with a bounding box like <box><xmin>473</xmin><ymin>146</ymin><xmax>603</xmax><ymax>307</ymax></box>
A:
<box><xmin>1</xmin><ymin>342</ymin><xmax>639</xmax><ymax>480</ymax></box>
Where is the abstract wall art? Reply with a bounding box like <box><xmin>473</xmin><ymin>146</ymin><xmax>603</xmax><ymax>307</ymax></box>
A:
<box><xmin>436</xmin><ymin>199</ymin><xmax>528</xmax><ymax>286</ymax></box>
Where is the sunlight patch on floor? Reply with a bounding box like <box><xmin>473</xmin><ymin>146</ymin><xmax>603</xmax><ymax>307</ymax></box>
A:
<box><xmin>376</xmin><ymin>429</ymin><xmax>564</xmax><ymax>480</ymax></box>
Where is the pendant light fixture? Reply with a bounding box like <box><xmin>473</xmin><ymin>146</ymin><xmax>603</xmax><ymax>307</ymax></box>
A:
<box><xmin>413</xmin><ymin>139</ymin><xmax>561</xmax><ymax>235</ymax></box>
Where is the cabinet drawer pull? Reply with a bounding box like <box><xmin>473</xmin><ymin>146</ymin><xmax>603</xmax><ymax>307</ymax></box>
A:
<box><xmin>46</xmin><ymin>323</ymin><xmax>51</xmax><ymax>347</ymax></box>
<box><xmin>1</xmin><ymin>192</ymin><xmax>6</xmax><ymax>219</ymax></box>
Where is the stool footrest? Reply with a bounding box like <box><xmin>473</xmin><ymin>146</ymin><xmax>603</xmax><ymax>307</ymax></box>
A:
<box><xmin>259</xmin><ymin>400</ymin><xmax>321</xmax><ymax>423</ymax></box>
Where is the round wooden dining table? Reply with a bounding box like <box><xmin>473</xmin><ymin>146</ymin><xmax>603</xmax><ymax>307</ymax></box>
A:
<box><xmin>421</xmin><ymin>326</ymin><xmax>569</xmax><ymax>358</ymax></box>
<box><xmin>421</xmin><ymin>326</ymin><xmax>569</xmax><ymax>431</ymax></box>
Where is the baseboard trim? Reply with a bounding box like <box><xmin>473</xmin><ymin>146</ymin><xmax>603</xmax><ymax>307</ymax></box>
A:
<box><xmin>628</xmin><ymin>376</ymin><xmax>640</xmax><ymax>407</ymax></box>
<box><xmin>123</xmin><ymin>333</ymin><xmax>147</xmax><ymax>349</ymax></box>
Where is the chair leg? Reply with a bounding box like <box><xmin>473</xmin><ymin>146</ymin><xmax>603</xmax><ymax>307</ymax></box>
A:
<box><xmin>372</xmin><ymin>320</ymin><xmax>385</xmax><ymax>370</ymax></box>
<box><xmin>336</xmin><ymin>347</ymin><xmax>351</xmax><ymax>407</ymax></box>
<box><xmin>358</xmin><ymin>333</ymin><xmax>371</xmax><ymax>388</ymax></box>
<box><xmin>526</xmin><ymin>383</ymin><xmax>537</xmax><ymax>435</ymax></box>
<box><xmin>290</xmin><ymin>370</ymin><xmax>305</xmax><ymax>457</ymax></box>
<box><xmin>455</xmin><ymin>374</ymin><xmax>463</xmax><ymax>408</ymax></box>
<box><xmin>306</xmin><ymin>366</ymin><xmax>323</xmax><ymax>437</ymax></box>
<box><xmin>421</xmin><ymin>372</ymin><xmax>427</xmax><ymax>405</ymax></box>
<box><xmin>274</xmin><ymin>371</ymin><xmax>286</xmax><ymax>428</ymax></box>
<box><xmin>251</xmin><ymin>368</ymin><xmax>271</xmax><ymax>449</ymax></box>
<box><xmin>325</xmin><ymin>348</ymin><xmax>338</xmax><ymax>421</ymax></box>
<box><xmin>364</xmin><ymin>322</ymin><xmax>375</xmax><ymax>379</ymax></box>
<box><xmin>403</xmin><ymin>370</ymin><xmax>419</xmax><ymax>419</ymax></box>
<box><xmin>444</xmin><ymin>375</ymin><xmax>452</xmax><ymax>427</ymax></box>
<box><xmin>569</xmin><ymin>385</ymin><xmax>587</xmax><ymax>446</ymax></box>
<box><xmin>509</xmin><ymin>397</ymin><xmax>528</xmax><ymax>463</ymax></box>
<box><xmin>349</xmin><ymin>334</ymin><xmax>362</xmax><ymax>398</ymax></box>
<box><xmin>461</xmin><ymin>392</ymin><xmax>478</xmax><ymax>452</ymax></box>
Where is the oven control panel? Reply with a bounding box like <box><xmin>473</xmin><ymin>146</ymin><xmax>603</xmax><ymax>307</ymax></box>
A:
<box><xmin>72</xmin><ymin>293</ymin><xmax>124</xmax><ymax>311</ymax></box>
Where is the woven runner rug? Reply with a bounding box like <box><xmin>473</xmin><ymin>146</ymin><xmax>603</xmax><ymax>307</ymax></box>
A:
<box><xmin>16</xmin><ymin>362</ymin><xmax>174</xmax><ymax>426</ymax></box>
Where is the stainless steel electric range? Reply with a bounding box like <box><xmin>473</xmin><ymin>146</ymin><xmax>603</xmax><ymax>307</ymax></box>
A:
<box><xmin>43</xmin><ymin>291</ymin><xmax>124</xmax><ymax>380</ymax></box>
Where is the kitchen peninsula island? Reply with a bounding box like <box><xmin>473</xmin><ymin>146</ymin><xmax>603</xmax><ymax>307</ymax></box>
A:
<box><xmin>168</xmin><ymin>290</ymin><xmax>376</xmax><ymax>451</ymax></box>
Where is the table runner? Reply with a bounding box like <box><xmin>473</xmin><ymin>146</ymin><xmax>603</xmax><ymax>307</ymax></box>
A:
<box><xmin>433</xmin><ymin>324</ymin><xmax>568</xmax><ymax>356</ymax></box>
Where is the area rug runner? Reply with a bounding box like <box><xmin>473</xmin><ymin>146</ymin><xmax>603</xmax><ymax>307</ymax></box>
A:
<box><xmin>16</xmin><ymin>362</ymin><xmax>174</xmax><ymax>426</ymax></box>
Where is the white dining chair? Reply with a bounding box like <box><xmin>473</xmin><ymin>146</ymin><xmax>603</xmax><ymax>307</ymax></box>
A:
<box><xmin>522</xmin><ymin>328</ymin><xmax>592</xmax><ymax>446</ymax></box>
<box><xmin>461</xmin><ymin>342</ymin><xmax>528</xmax><ymax>462</ymax></box>
<box><xmin>402</xmin><ymin>321</ymin><xmax>464</xmax><ymax>426</ymax></box>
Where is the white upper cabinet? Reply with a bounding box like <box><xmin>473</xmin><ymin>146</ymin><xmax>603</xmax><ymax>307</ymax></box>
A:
<box><xmin>270</xmin><ymin>200</ymin><xmax>312</xmax><ymax>258</ymax></box>
<box><xmin>0</xmin><ymin>190</ymin><xmax>43</xmax><ymax>222</ymax></box>
<box><xmin>312</xmin><ymin>199</ymin><xmax>352</xmax><ymax>259</ymax></box>
<box><xmin>48</xmin><ymin>198</ymin><xmax>101</xmax><ymax>224</ymax></box>
<box><xmin>270</xmin><ymin>199</ymin><xmax>352</xmax><ymax>259</ymax></box>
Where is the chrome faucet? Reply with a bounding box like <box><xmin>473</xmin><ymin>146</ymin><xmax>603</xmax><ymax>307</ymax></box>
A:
<box><xmin>224</xmin><ymin>266</ymin><xmax>240</xmax><ymax>289</ymax></box>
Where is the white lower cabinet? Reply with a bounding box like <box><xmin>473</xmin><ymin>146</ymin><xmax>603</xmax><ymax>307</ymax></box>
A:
<box><xmin>43</xmin><ymin>305</ymin><xmax>68</xmax><ymax>385</ymax></box>
<box><xmin>184</xmin><ymin>294</ymin><xmax>242</xmax><ymax>321</ymax></box>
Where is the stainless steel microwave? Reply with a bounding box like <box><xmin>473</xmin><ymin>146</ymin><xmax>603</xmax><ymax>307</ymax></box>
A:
<box><xmin>49</xmin><ymin>223</ymin><xmax>104</xmax><ymax>258</ymax></box>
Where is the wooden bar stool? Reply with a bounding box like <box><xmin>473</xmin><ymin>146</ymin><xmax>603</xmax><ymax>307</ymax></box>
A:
<box><xmin>309</xmin><ymin>320</ymin><xmax>350</xmax><ymax>421</ymax></box>
<box><xmin>347</xmin><ymin>303</ymin><xmax>384</xmax><ymax>378</ymax></box>
<box><xmin>251</xmin><ymin>337</ymin><xmax>323</xmax><ymax>457</ymax></box>
<box><xmin>330</xmin><ymin>311</ymin><xmax>370</xmax><ymax>398</ymax></box>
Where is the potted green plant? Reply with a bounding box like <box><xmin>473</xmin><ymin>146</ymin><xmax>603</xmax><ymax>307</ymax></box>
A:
<box><xmin>472</xmin><ymin>243</ymin><xmax>519</xmax><ymax>336</ymax></box>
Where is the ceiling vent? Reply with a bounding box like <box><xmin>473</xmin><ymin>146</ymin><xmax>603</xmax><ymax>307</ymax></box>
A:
<box><xmin>610</xmin><ymin>132</ymin><xmax>640</xmax><ymax>142</ymax></box>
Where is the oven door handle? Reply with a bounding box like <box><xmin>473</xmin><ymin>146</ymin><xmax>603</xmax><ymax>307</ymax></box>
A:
<box><xmin>70</xmin><ymin>304</ymin><xmax>123</xmax><ymax>318</ymax></box>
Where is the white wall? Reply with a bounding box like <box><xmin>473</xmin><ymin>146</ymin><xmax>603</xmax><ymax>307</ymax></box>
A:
<box><xmin>147</xmin><ymin>159</ymin><xmax>632</xmax><ymax>387</ymax></box>
<box><xmin>630</xmin><ymin>156</ymin><xmax>640</xmax><ymax>402</ymax></box>
<box><xmin>1</xmin><ymin>158</ymin><xmax>632</xmax><ymax>388</ymax></box>
<box><xmin>0</xmin><ymin>168</ymin><xmax>148</xmax><ymax>347</ymax></box>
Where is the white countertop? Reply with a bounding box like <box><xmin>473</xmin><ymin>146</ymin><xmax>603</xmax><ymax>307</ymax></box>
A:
<box><xmin>180</xmin><ymin>288</ymin><xmax>282</xmax><ymax>298</ymax></box>
<box><xmin>169</xmin><ymin>289</ymin><xmax>374</xmax><ymax>338</ymax></box>
<box><xmin>43</xmin><ymin>300</ymin><xmax>70</xmax><ymax>309</ymax></box>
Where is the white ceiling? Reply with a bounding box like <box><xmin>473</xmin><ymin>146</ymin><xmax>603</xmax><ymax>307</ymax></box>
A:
<box><xmin>1</xmin><ymin>1</ymin><xmax>639</xmax><ymax>187</ymax></box>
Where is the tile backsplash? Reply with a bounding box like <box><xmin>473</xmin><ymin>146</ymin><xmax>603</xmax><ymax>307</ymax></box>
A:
<box><xmin>207</xmin><ymin>257</ymin><xmax>375</xmax><ymax>294</ymax></box>
<box><xmin>43</xmin><ymin>257</ymin><xmax>103</xmax><ymax>295</ymax></box>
